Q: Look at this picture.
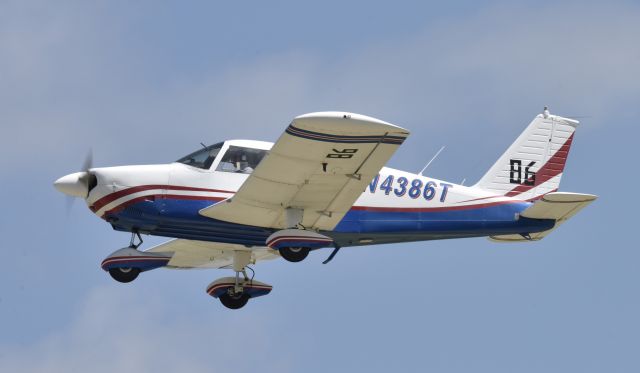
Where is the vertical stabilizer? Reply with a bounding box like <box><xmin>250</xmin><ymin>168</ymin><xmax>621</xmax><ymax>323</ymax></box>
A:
<box><xmin>474</xmin><ymin>109</ymin><xmax>579</xmax><ymax>200</ymax></box>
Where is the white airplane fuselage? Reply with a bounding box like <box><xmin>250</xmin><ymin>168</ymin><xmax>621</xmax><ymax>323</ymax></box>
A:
<box><xmin>66</xmin><ymin>139</ymin><xmax>552</xmax><ymax>248</ymax></box>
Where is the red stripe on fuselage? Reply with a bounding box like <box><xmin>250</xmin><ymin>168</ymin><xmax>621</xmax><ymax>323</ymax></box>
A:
<box><xmin>101</xmin><ymin>194</ymin><xmax>225</xmax><ymax>218</ymax></box>
<box><xmin>102</xmin><ymin>196</ymin><xmax>527</xmax><ymax>220</ymax></box>
<box><xmin>351</xmin><ymin>200</ymin><xmax>522</xmax><ymax>213</ymax></box>
<box><xmin>91</xmin><ymin>185</ymin><xmax>234</xmax><ymax>212</ymax></box>
<box><xmin>457</xmin><ymin>195</ymin><xmax>502</xmax><ymax>203</ymax></box>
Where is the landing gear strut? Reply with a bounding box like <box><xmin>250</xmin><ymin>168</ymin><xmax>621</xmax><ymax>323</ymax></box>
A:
<box><xmin>108</xmin><ymin>232</ymin><xmax>144</xmax><ymax>282</ymax></box>
<box><xmin>224</xmin><ymin>252</ymin><xmax>252</xmax><ymax>310</ymax></box>
<box><xmin>219</xmin><ymin>289</ymin><xmax>250</xmax><ymax>309</ymax></box>
<box><xmin>206</xmin><ymin>251</ymin><xmax>273</xmax><ymax>310</ymax></box>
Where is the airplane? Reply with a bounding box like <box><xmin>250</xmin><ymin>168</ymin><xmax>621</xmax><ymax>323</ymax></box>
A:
<box><xmin>54</xmin><ymin>108</ymin><xmax>596</xmax><ymax>309</ymax></box>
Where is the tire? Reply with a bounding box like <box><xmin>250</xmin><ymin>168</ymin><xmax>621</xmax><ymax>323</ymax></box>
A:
<box><xmin>219</xmin><ymin>292</ymin><xmax>250</xmax><ymax>309</ymax></box>
<box><xmin>108</xmin><ymin>267</ymin><xmax>140</xmax><ymax>283</ymax></box>
<box><xmin>279</xmin><ymin>247</ymin><xmax>310</xmax><ymax>262</ymax></box>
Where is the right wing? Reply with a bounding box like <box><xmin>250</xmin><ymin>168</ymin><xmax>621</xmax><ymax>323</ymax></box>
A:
<box><xmin>146</xmin><ymin>239</ymin><xmax>280</xmax><ymax>269</ymax></box>
<box><xmin>199</xmin><ymin>112</ymin><xmax>410</xmax><ymax>230</ymax></box>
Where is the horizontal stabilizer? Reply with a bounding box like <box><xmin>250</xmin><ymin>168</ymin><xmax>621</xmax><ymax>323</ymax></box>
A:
<box><xmin>490</xmin><ymin>192</ymin><xmax>597</xmax><ymax>242</ymax></box>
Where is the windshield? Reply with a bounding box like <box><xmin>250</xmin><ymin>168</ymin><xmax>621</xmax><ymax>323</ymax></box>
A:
<box><xmin>176</xmin><ymin>142</ymin><xmax>223</xmax><ymax>169</ymax></box>
<box><xmin>216</xmin><ymin>146</ymin><xmax>267</xmax><ymax>174</ymax></box>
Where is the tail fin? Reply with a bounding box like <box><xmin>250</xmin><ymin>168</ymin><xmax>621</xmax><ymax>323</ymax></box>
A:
<box><xmin>474</xmin><ymin>108</ymin><xmax>579</xmax><ymax>200</ymax></box>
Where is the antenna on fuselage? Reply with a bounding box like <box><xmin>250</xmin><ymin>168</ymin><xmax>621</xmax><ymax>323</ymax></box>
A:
<box><xmin>460</xmin><ymin>178</ymin><xmax>466</xmax><ymax>186</ymax></box>
<box><xmin>419</xmin><ymin>145</ymin><xmax>446</xmax><ymax>176</ymax></box>
<box><xmin>200</xmin><ymin>142</ymin><xmax>208</xmax><ymax>149</ymax></box>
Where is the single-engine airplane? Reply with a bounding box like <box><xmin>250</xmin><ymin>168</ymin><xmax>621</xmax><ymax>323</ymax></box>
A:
<box><xmin>54</xmin><ymin>108</ymin><xmax>596</xmax><ymax>309</ymax></box>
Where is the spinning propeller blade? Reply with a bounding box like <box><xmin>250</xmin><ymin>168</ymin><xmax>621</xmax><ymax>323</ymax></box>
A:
<box><xmin>81</xmin><ymin>150</ymin><xmax>93</xmax><ymax>174</ymax></box>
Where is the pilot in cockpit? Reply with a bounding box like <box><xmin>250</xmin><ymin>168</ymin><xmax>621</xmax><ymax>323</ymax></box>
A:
<box><xmin>235</xmin><ymin>153</ymin><xmax>253</xmax><ymax>174</ymax></box>
<box><xmin>210</xmin><ymin>145</ymin><xmax>266</xmax><ymax>174</ymax></box>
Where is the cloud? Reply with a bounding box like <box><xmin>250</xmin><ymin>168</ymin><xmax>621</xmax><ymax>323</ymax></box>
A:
<box><xmin>2</xmin><ymin>2</ymin><xmax>639</xmax><ymax>371</ymax></box>
<box><xmin>3</xmin><ymin>1</ymin><xmax>640</xmax><ymax>170</ymax></box>
<box><xmin>315</xmin><ymin>1</ymin><xmax>640</xmax><ymax>124</ymax></box>
<box><xmin>0</xmin><ymin>285</ymin><xmax>288</xmax><ymax>373</ymax></box>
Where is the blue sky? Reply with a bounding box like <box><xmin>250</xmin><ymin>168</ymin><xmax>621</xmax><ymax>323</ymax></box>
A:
<box><xmin>1</xmin><ymin>1</ymin><xmax>638</xmax><ymax>372</ymax></box>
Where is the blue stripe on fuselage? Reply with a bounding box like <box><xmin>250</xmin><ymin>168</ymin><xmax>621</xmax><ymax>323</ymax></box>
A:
<box><xmin>105</xmin><ymin>198</ymin><xmax>552</xmax><ymax>246</ymax></box>
<box><xmin>334</xmin><ymin>202</ymin><xmax>539</xmax><ymax>234</ymax></box>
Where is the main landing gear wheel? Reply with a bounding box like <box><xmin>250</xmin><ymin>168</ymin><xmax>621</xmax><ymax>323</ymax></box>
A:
<box><xmin>279</xmin><ymin>247</ymin><xmax>310</xmax><ymax>262</ymax></box>
<box><xmin>219</xmin><ymin>292</ymin><xmax>250</xmax><ymax>309</ymax></box>
<box><xmin>109</xmin><ymin>267</ymin><xmax>140</xmax><ymax>283</ymax></box>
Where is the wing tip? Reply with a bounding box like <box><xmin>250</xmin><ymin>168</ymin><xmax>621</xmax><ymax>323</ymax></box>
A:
<box><xmin>541</xmin><ymin>192</ymin><xmax>598</xmax><ymax>203</ymax></box>
<box><xmin>294</xmin><ymin>111</ymin><xmax>410</xmax><ymax>135</ymax></box>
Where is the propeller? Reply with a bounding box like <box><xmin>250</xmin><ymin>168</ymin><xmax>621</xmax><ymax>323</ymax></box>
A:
<box><xmin>81</xmin><ymin>150</ymin><xmax>93</xmax><ymax>175</ymax></box>
<box><xmin>63</xmin><ymin>149</ymin><xmax>93</xmax><ymax>214</ymax></box>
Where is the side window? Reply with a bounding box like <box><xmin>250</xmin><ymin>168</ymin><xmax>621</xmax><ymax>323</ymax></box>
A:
<box><xmin>216</xmin><ymin>146</ymin><xmax>267</xmax><ymax>174</ymax></box>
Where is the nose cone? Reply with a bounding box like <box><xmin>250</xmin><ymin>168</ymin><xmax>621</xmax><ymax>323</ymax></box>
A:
<box><xmin>54</xmin><ymin>172</ymin><xmax>89</xmax><ymax>198</ymax></box>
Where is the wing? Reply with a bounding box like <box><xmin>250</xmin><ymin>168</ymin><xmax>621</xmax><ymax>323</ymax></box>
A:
<box><xmin>490</xmin><ymin>192</ymin><xmax>597</xmax><ymax>242</ymax></box>
<box><xmin>146</xmin><ymin>239</ymin><xmax>280</xmax><ymax>269</ymax></box>
<box><xmin>200</xmin><ymin>112</ymin><xmax>410</xmax><ymax>230</ymax></box>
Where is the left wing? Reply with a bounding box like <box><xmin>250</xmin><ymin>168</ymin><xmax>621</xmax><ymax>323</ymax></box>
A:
<box><xmin>146</xmin><ymin>239</ymin><xmax>279</xmax><ymax>269</ymax></box>
<box><xmin>200</xmin><ymin>112</ymin><xmax>410</xmax><ymax>230</ymax></box>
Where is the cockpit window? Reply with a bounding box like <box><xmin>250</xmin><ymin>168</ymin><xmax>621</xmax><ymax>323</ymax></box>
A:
<box><xmin>176</xmin><ymin>142</ymin><xmax>223</xmax><ymax>169</ymax></box>
<box><xmin>216</xmin><ymin>146</ymin><xmax>267</xmax><ymax>174</ymax></box>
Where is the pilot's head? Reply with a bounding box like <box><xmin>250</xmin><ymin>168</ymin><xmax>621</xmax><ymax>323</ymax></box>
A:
<box><xmin>237</xmin><ymin>153</ymin><xmax>248</xmax><ymax>169</ymax></box>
